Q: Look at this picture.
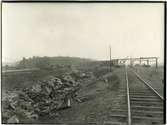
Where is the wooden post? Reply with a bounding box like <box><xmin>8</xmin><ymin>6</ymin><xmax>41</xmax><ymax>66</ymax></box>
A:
<box><xmin>67</xmin><ymin>98</ymin><xmax>71</xmax><ymax>107</ymax></box>
<box><xmin>109</xmin><ymin>45</ymin><xmax>111</xmax><ymax>72</ymax></box>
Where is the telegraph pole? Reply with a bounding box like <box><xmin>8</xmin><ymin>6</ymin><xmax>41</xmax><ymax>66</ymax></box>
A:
<box><xmin>109</xmin><ymin>45</ymin><xmax>111</xmax><ymax>72</ymax></box>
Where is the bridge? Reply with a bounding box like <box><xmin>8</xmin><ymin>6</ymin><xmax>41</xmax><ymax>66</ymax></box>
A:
<box><xmin>99</xmin><ymin>57</ymin><xmax>158</xmax><ymax>68</ymax></box>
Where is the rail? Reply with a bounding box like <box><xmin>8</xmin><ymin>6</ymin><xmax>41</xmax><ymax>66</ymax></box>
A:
<box><xmin>132</xmin><ymin>70</ymin><xmax>164</xmax><ymax>100</ymax></box>
<box><xmin>125</xmin><ymin>66</ymin><xmax>131</xmax><ymax>125</ymax></box>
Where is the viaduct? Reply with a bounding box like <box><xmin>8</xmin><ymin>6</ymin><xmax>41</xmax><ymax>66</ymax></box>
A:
<box><xmin>100</xmin><ymin>57</ymin><xmax>158</xmax><ymax>68</ymax></box>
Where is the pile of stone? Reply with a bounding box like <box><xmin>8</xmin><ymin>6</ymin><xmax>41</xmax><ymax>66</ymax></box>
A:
<box><xmin>70</xmin><ymin>71</ymin><xmax>95</xmax><ymax>82</ymax></box>
<box><xmin>2</xmin><ymin>75</ymin><xmax>80</xmax><ymax>123</ymax></box>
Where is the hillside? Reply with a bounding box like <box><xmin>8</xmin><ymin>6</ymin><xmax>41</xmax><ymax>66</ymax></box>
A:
<box><xmin>3</xmin><ymin>56</ymin><xmax>94</xmax><ymax>70</ymax></box>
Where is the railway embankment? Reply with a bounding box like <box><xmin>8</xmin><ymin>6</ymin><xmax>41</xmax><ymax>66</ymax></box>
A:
<box><xmin>132</xmin><ymin>66</ymin><xmax>164</xmax><ymax>97</ymax></box>
<box><xmin>127</xmin><ymin>68</ymin><xmax>164</xmax><ymax>125</ymax></box>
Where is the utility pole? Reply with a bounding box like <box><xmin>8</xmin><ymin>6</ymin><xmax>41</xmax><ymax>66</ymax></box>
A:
<box><xmin>155</xmin><ymin>57</ymin><xmax>158</xmax><ymax>68</ymax></box>
<box><xmin>109</xmin><ymin>45</ymin><xmax>111</xmax><ymax>72</ymax></box>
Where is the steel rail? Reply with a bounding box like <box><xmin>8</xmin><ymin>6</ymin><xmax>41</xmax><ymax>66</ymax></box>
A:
<box><xmin>132</xmin><ymin>70</ymin><xmax>164</xmax><ymax>100</ymax></box>
<box><xmin>125</xmin><ymin>66</ymin><xmax>131</xmax><ymax>125</ymax></box>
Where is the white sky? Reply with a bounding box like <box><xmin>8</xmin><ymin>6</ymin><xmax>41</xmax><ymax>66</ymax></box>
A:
<box><xmin>2</xmin><ymin>3</ymin><xmax>164</xmax><ymax>63</ymax></box>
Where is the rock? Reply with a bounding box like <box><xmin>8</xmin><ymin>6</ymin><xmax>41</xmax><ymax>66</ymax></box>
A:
<box><xmin>31</xmin><ymin>84</ymin><xmax>42</xmax><ymax>93</ymax></box>
<box><xmin>2</xmin><ymin>75</ymin><xmax>80</xmax><ymax>123</ymax></box>
<box><xmin>7</xmin><ymin>115</ymin><xmax>19</xmax><ymax>123</ymax></box>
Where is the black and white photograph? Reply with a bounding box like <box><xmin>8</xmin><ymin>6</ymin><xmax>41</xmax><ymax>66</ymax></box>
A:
<box><xmin>2</xmin><ymin>1</ymin><xmax>165</xmax><ymax>124</ymax></box>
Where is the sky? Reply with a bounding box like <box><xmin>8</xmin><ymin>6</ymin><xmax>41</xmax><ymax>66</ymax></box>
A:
<box><xmin>2</xmin><ymin>3</ymin><xmax>164</xmax><ymax>63</ymax></box>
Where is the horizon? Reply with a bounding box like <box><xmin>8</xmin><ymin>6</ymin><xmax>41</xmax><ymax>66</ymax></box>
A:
<box><xmin>2</xmin><ymin>55</ymin><xmax>164</xmax><ymax>66</ymax></box>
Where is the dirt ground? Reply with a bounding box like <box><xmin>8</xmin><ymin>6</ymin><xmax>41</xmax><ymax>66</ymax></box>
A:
<box><xmin>37</xmin><ymin>67</ymin><xmax>127</xmax><ymax>125</ymax></box>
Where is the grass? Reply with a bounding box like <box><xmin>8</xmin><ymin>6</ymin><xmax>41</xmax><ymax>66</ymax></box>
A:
<box><xmin>2</xmin><ymin>63</ymin><xmax>112</xmax><ymax>93</ymax></box>
<box><xmin>2</xmin><ymin>68</ymin><xmax>67</xmax><ymax>92</ymax></box>
<box><xmin>133</xmin><ymin>65</ymin><xmax>164</xmax><ymax>97</ymax></box>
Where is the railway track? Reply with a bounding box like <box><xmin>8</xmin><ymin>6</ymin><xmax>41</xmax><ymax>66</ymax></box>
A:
<box><xmin>103</xmin><ymin>66</ymin><xmax>164</xmax><ymax>125</ymax></box>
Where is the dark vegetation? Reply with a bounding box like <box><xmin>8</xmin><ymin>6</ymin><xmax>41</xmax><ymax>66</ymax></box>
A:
<box><xmin>6</xmin><ymin>56</ymin><xmax>92</xmax><ymax>69</ymax></box>
<box><xmin>107</xmin><ymin>74</ymin><xmax>120</xmax><ymax>89</ymax></box>
<box><xmin>2</xmin><ymin>57</ymin><xmax>94</xmax><ymax>90</ymax></box>
<box><xmin>2</xmin><ymin>56</ymin><xmax>120</xmax><ymax>92</ymax></box>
